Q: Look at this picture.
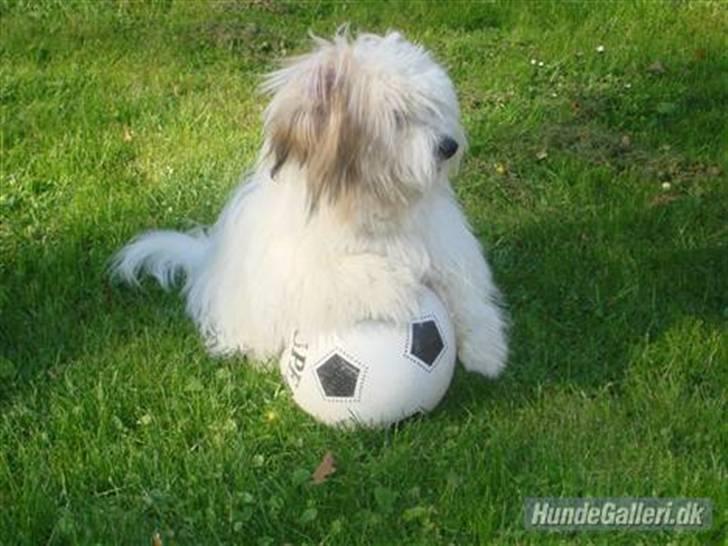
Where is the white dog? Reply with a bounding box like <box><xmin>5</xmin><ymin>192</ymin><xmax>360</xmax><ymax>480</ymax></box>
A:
<box><xmin>112</xmin><ymin>31</ymin><xmax>508</xmax><ymax>378</ymax></box>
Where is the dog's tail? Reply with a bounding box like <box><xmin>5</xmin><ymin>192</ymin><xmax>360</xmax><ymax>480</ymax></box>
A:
<box><xmin>110</xmin><ymin>228</ymin><xmax>208</xmax><ymax>289</ymax></box>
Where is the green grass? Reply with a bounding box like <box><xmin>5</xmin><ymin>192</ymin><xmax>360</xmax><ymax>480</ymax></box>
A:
<box><xmin>1</xmin><ymin>1</ymin><xmax>727</xmax><ymax>544</ymax></box>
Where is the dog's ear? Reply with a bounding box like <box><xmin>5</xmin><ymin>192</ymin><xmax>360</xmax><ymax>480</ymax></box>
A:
<box><xmin>263</xmin><ymin>47</ymin><xmax>365</xmax><ymax>213</ymax></box>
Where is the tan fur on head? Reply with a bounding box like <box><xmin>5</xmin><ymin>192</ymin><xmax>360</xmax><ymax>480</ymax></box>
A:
<box><xmin>265</xmin><ymin>46</ymin><xmax>365</xmax><ymax>214</ymax></box>
<box><xmin>263</xmin><ymin>40</ymin><xmax>421</xmax><ymax>218</ymax></box>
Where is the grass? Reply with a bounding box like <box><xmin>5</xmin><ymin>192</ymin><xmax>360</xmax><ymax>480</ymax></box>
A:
<box><xmin>1</xmin><ymin>1</ymin><xmax>726</xmax><ymax>544</ymax></box>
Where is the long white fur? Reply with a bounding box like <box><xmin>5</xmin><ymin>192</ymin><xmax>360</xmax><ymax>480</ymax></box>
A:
<box><xmin>111</xmin><ymin>31</ymin><xmax>508</xmax><ymax>377</ymax></box>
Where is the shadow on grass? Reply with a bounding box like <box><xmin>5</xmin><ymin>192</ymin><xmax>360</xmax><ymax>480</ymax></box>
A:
<box><xmin>0</xmin><ymin>224</ymin><xmax>195</xmax><ymax>404</ymax></box>
<box><xmin>443</xmin><ymin>198</ymin><xmax>727</xmax><ymax>416</ymax></box>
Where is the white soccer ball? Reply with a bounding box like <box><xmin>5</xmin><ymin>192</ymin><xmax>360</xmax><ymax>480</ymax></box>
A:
<box><xmin>280</xmin><ymin>288</ymin><xmax>456</xmax><ymax>427</ymax></box>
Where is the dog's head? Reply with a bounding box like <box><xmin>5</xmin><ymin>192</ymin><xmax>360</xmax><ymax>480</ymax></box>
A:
<box><xmin>261</xmin><ymin>30</ymin><xmax>465</xmax><ymax>219</ymax></box>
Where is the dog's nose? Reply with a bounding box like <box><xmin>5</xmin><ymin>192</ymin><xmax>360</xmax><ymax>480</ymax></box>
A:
<box><xmin>438</xmin><ymin>137</ymin><xmax>459</xmax><ymax>160</ymax></box>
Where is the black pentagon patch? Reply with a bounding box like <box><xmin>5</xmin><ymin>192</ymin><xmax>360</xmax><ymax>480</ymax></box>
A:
<box><xmin>409</xmin><ymin>320</ymin><xmax>444</xmax><ymax>367</ymax></box>
<box><xmin>316</xmin><ymin>354</ymin><xmax>360</xmax><ymax>398</ymax></box>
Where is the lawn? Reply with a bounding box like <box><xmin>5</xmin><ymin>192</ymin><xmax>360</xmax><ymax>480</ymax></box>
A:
<box><xmin>1</xmin><ymin>1</ymin><xmax>726</xmax><ymax>545</ymax></box>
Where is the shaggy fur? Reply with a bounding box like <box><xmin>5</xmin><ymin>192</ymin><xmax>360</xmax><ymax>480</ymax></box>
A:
<box><xmin>112</xmin><ymin>31</ymin><xmax>508</xmax><ymax>377</ymax></box>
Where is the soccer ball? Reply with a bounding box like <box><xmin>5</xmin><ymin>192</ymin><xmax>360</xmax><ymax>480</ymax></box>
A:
<box><xmin>280</xmin><ymin>288</ymin><xmax>456</xmax><ymax>427</ymax></box>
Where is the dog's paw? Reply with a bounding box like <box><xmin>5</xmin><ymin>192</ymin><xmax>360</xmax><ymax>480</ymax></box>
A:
<box><xmin>458</xmin><ymin>328</ymin><xmax>508</xmax><ymax>379</ymax></box>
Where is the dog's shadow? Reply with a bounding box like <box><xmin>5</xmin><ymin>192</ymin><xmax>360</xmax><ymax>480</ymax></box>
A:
<box><xmin>0</xmin><ymin>222</ymin><xmax>199</xmax><ymax>404</ymax></box>
<box><xmin>440</xmin><ymin>200</ymin><xmax>727</xmax><ymax>415</ymax></box>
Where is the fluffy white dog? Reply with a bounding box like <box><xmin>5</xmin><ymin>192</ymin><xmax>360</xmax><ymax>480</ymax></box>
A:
<box><xmin>112</xmin><ymin>31</ymin><xmax>508</xmax><ymax>378</ymax></box>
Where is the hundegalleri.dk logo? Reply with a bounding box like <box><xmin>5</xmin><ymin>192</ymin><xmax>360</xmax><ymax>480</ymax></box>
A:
<box><xmin>524</xmin><ymin>498</ymin><xmax>712</xmax><ymax>531</ymax></box>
